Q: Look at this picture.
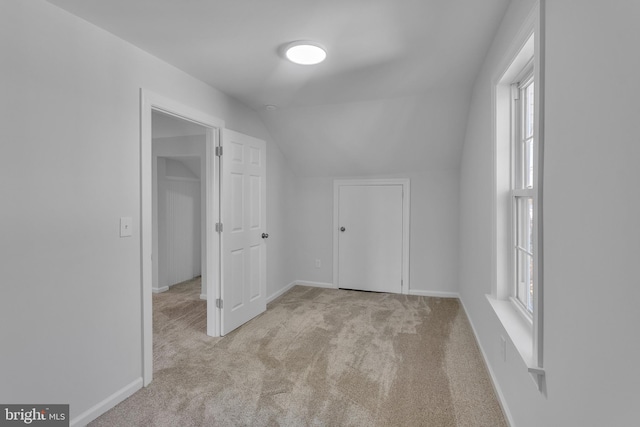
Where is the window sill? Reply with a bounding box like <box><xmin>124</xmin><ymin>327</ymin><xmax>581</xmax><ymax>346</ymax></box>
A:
<box><xmin>486</xmin><ymin>294</ymin><xmax>545</xmax><ymax>387</ymax></box>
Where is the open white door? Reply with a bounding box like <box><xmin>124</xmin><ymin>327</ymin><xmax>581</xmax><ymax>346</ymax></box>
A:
<box><xmin>220</xmin><ymin>129</ymin><xmax>267</xmax><ymax>335</ymax></box>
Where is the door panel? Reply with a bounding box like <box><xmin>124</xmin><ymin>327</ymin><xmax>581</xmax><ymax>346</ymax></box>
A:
<box><xmin>249</xmin><ymin>244</ymin><xmax>261</xmax><ymax>300</ymax></box>
<box><xmin>230</xmin><ymin>173</ymin><xmax>244</xmax><ymax>232</ymax></box>
<box><xmin>221</xmin><ymin>129</ymin><xmax>266</xmax><ymax>335</ymax></box>
<box><xmin>230</xmin><ymin>248</ymin><xmax>244</xmax><ymax>310</ymax></box>
<box><xmin>338</xmin><ymin>185</ymin><xmax>403</xmax><ymax>293</ymax></box>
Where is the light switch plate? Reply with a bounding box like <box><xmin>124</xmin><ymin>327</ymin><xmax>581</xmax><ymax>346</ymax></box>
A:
<box><xmin>120</xmin><ymin>217</ymin><xmax>132</xmax><ymax>237</ymax></box>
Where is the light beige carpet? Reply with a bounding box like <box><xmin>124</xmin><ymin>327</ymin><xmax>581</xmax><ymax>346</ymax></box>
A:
<box><xmin>90</xmin><ymin>280</ymin><xmax>506</xmax><ymax>426</ymax></box>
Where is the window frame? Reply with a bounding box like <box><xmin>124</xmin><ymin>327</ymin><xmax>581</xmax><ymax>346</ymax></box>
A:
<box><xmin>487</xmin><ymin>0</ymin><xmax>545</xmax><ymax>390</ymax></box>
<box><xmin>510</xmin><ymin>64</ymin><xmax>536</xmax><ymax>321</ymax></box>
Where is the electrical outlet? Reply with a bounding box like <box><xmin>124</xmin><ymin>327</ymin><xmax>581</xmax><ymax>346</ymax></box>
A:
<box><xmin>120</xmin><ymin>217</ymin><xmax>132</xmax><ymax>237</ymax></box>
<box><xmin>500</xmin><ymin>336</ymin><xmax>507</xmax><ymax>362</ymax></box>
<box><xmin>315</xmin><ymin>259</ymin><xmax>321</xmax><ymax>268</ymax></box>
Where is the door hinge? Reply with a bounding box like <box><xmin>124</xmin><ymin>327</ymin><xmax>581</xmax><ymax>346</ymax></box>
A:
<box><xmin>215</xmin><ymin>146</ymin><xmax>223</xmax><ymax>156</ymax></box>
<box><xmin>216</xmin><ymin>298</ymin><xmax>223</xmax><ymax>309</ymax></box>
<box><xmin>401</xmin><ymin>279</ymin><xmax>403</xmax><ymax>289</ymax></box>
<box><xmin>215</xmin><ymin>222</ymin><xmax>223</xmax><ymax>233</ymax></box>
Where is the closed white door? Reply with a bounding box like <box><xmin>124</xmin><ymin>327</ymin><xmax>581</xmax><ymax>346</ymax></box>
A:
<box><xmin>337</xmin><ymin>184</ymin><xmax>403</xmax><ymax>293</ymax></box>
<box><xmin>220</xmin><ymin>129</ymin><xmax>266</xmax><ymax>335</ymax></box>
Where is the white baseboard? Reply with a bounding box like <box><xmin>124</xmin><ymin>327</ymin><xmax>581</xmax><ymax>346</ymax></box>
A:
<box><xmin>270</xmin><ymin>281</ymin><xmax>454</xmax><ymax>302</ymax></box>
<box><xmin>266</xmin><ymin>280</ymin><xmax>338</xmax><ymax>303</ymax></box>
<box><xmin>267</xmin><ymin>281</ymin><xmax>297</xmax><ymax>303</ymax></box>
<box><xmin>458</xmin><ymin>297</ymin><xmax>514</xmax><ymax>427</ymax></box>
<box><xmin>152</xmin><ymin>286</ymin><xmax>169</xmax><ymax>294</ymax></box>
<box><xmin>200</xmin><ymin>294</ymin><xmax>207</xmax><ymax>300</ymax></box>
<box><xmin>408</xmin><ymin>289</ymin><xmax>460</xmax><ymax>298</ymax></box>
<box><xmin>295</xmin><ymin>280</ymin><xmax>335</xmax><ymax>289</ymax></box>
<box><xmin>70</xmin><ymin>377</ymin><xmax>143</xmax><ymax>427</ymax></box>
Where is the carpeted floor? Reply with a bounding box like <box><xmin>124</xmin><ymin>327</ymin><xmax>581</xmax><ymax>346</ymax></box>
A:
<box><xmin>90</xmin><ymin>280</ymin><xmax>507</xmax><ymax>426</ymax></box>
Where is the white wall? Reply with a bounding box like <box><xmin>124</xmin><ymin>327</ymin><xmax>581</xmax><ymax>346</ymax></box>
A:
<box><xmin>0</xmin><ymin>0</ymin><xmax>295</xmax><ymax>423</ymax></box>
<box><xmin>157</xmin><ymin>158</ymin><xmax>201</xmax><ymax>289</ymax></box>
<box><xmin>291</xmin><ymin>177</ymin><xmax>334</xmax><ymax>284</ymax></box>
<box><xmin>459</xmin><ymin>1</ymin><xmax>640</xmax><ymax>426</ymax></box>
<box><xmin>292</xmin><ymin>169</ymin><xmax>460</xmax><ymax>295</ymax></box>
<box><xmin>265</xmin><ymin>135</ymin><xmax>297</xmax><ymax>299</ymax></box>
<box><xmin>153</xmin><ymin>136</ymin><xmax>206</xmax><ymax>295</ymax></box>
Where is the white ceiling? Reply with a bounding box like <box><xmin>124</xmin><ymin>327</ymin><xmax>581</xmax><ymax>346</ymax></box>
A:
<box><xmin>47</xmin><ymin>0</ymin><xmax>510</xmax><ymax>176</ymax></box>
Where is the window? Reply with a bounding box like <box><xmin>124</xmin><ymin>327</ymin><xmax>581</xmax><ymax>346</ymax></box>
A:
<box><xmin>488</xmin><ymin>16</ymin><xmax>544</xmax><ymax>389</ymax></box>
<box><xmin>512</xmin><ymin>67</ymin><xmax>536</xmax><ymax>316</ymax></box>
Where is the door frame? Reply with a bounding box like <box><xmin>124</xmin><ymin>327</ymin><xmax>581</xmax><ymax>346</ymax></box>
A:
<box><xmin>332</xmin><ymin>178</ymin><xmax>411</xmax><ymax>295</ymax></box>
<box><xmin>140</xmin><ymin>89</ymin><xmax>224</xmax><ymax>386</ymax></box>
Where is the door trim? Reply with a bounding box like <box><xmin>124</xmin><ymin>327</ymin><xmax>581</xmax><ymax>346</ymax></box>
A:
<box><xmin>140</xmin><ymin>89</ymin><xmax>224</xmax><ymax>387</ymax></box>
<box><xmin>333</xmin><ymin>178</ymin><xmax>411</xmax><ymax>295</ymax></box>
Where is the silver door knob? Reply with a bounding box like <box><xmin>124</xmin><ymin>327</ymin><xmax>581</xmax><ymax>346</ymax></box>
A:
<box><xmin>262</xmin><ymin>233</ymin><xmax>269</xmax><ymax>239</ymax></box>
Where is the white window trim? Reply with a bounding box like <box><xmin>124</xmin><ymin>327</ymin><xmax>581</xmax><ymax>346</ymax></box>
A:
<box><xmin>488</xmin><ymin>0</ymin><xmax>545</xmax><ymax>391</ymax></box>
<box><xmin>511</xmin><ymin>65</ymin><xmax>535</xmax><ymax>320</ymax></box>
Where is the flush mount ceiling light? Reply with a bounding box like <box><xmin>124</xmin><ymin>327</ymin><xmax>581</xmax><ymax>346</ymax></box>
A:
<box><xmin>285</xmin><ymin>41</ymin><xmax>327</xmax><ymax>65</ymax></box>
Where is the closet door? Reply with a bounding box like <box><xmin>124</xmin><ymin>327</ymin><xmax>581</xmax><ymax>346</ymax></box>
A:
<box><xmin>337</xmin><ymin>184</ymin><xmax>403</xmax><ymax>294</ymax></box>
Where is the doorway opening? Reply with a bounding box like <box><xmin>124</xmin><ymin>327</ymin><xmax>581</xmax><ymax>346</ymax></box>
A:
<box><xmin>141</xmin><ymin>90</ymin><xmax>268</xmax><ymax>387</ymax></box>
<box><xmin>141</xmin><ymin>89</ymin><xmax>224</xmax><ymax>386</ymax></box>
<box><xmin>152</xmin><ymin>112</ymin><xmax>206</xmax><ymax>298</ymax></box>
<box><xmin>151</xmin><ymin>112</ymin><xmax>208</xmax><ymax>371</ymax></box>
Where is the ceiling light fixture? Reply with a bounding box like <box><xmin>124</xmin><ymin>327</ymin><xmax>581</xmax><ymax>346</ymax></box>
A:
<box><xmin>285</xmin><ymin>41</ymin><xmax>327</xmax><ymax>65</ymax></box>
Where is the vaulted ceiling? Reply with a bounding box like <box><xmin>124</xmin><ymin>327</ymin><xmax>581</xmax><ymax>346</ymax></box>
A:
<box><xmin>48</xmin><ymin>0</ymin><xmax>510</xmax><ymax>176</ymax></box>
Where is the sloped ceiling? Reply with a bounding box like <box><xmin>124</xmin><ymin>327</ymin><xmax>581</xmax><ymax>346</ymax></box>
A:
<box><xmin>47</xmin><ymin>0</ymin><xmax>509</xmax><ymax>176</ymax></box>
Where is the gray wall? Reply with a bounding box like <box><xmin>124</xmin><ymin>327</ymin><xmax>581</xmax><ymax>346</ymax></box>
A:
<box><xmin>459</xmin><ymin>1</ymin><xmax>640</xmax><ymax>425</ymax></box>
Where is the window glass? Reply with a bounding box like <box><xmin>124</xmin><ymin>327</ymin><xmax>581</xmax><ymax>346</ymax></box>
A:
<box><xmin>516</xmin><ymin>197</ymin><xmax>534</xmax><ymax>253</ymax></box>
<box><xmin>524</xmin><ymin>139</ymin><xmax>534</xmax><ymax>189</ymax></box>
<box><xmin>514</xmin><ymin>74</ymin><xmax>535</xmax><ymax>315</ymax></box>
<box><xmin>516</xmin><ymin>196</ymin><xmax>534</xmax><ymax>312</ymax></box>
<box><xmin>526</xmin><ymin>83</ymin><xmax>535</xmax><ymax>138</ymax></box>
<box><xmin>516</xmin><ymin>250</ymin><xmax>534</xmax><ymax>312</ymax></box>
